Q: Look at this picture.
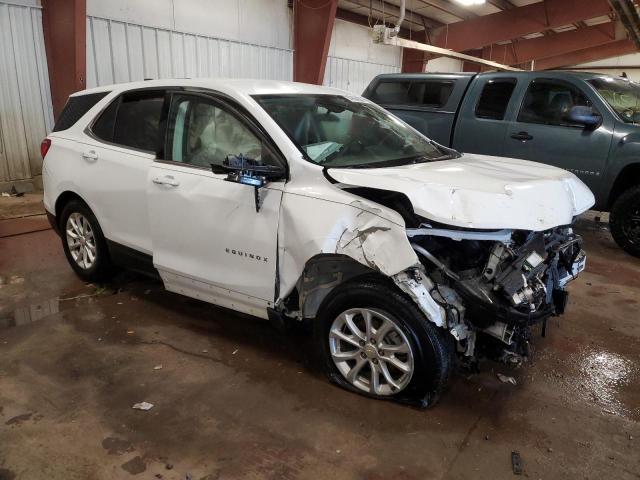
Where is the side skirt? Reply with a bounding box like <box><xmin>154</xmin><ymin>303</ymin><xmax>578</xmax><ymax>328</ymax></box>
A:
<box><xmin>106</xmin><ymin>240</ymin><xmax>161</xmax><ymax>280</ymax></box>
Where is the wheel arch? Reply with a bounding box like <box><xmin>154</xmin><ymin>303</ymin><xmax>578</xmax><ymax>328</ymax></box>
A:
<box><xmin>608</xmin><ymin>162</ymin><xmax>640</xmax><ymax>210</ymax></box>
<box><xmin>289</xmin><ymin>253</ymin><xmax>387</xmax><ymax>319</ymax></box>
<box><xmin>54</xmin><ymin>190</ymin><xmax>90</xmax><ymax>225</ymax></box>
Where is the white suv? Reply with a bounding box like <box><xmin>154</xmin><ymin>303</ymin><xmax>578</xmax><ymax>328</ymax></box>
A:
<box><xmin>42</xmin><ymin>79</ymin><xmax>593</xmax><ymax>406</ymax></box>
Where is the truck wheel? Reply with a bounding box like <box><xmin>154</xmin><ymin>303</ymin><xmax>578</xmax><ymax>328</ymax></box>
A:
<box><xmin>60</xmin><ymin>199</ymin><xmax>114</xmax><ymax>282</ymax></box>
<box><xmin>610</xmin><ymin>185</ymin><xmax>640</xmax><ymax>258</ymax></box>
<box><xmin>316</xmin><ymin>277</ymin><xmax>453</xmax><ymax>407</ymax></box>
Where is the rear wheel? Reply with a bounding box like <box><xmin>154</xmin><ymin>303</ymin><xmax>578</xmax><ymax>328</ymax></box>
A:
<box><xmin>610</xmin><ymin>185</ymin><xmax>640</xmax><ymax>258</ymax></box>
<box><xmin>60</xmin><ymin>200</ymin><xmax>113</xmax><ymax>282</ymax></box>
<box><xmin>317</xmin><ymin>277</ymin><xmax>453</xmax><ymax>406</ymax></box>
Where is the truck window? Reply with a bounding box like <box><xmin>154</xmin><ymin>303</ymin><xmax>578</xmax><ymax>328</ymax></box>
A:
<box><xmin>370</xmin><ymin>80</ymin><xmax>454</xmax><ymax>108</ymax></box>
<box><xmin>518</xmin><ymin>80</ymin><xmax>592</xmax><ymax>126</ymax></box>
<box><xmin>475</xmin><ymin>79</ymin><xmax>517</xmax><ymax>120</ymax></box>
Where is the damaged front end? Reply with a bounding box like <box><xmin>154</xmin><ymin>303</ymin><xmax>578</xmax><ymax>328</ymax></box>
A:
<box><xmin>395</xmin><ymin>221</ymin><xmax>586</xmax><ymax>365</ymax></box>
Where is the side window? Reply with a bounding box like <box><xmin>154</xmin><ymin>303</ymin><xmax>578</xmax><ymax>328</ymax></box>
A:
<box><xmin>518</xmin><ymin>80</ymin><xmax>593</xmax><ymax>126</ymax></box>
<box><xmin>54</xmin><ymin>91</ymin><xmax>110</xmax><ymax>131</ymax></box>
<box><xmin>475</xmin><ymin>79</ymin><xmax>517</xmax><ymax>120</ymax></box>
<box><xmin>371</xmin><ymin>81</ymin><xmax>454</xmax><ymax>107</ymax></box>
<box><xmin>165</xmin><ymin>94</ymin><xmax>264</xmax><ymax>168</ymax></box>
<box><xmin>92</xmin><ymin>90</ymin><xmax>165</xmax><ymax>152</ymax></box>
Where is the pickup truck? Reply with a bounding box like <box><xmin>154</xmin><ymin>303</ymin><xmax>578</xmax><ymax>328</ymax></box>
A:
<box><xmin>363</xmin><ymin>71</ymin><xmax>640</xmax><ymax>257</ymax></box>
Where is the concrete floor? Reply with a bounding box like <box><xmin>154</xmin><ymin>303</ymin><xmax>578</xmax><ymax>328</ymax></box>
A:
<box><xmin>0</xmin><ymin>206</ymin><xmax>638</xmax><ymax>479</ymax></box>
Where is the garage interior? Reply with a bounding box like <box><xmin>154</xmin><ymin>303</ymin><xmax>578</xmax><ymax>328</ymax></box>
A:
<box><xmin>1</xmin><ymin>0</ymin><xmax>639</xmax><ymax>479</ymax></box>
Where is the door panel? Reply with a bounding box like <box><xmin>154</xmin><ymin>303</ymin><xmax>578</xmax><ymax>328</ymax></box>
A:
<box><xmin>148</xmin><ymin>163</ymin><xmax>283</xmax><ymax>312</ymax></box>
<box><xmin>71</xmin><ymin>138</ymin><xmax>155</xmax><ymax>253</ymax></box>
<box><xmin>503</xmin><ymin>78</ymin><xmax>612</xmax><ymax>193</ymax></box>
<box><xmin>453</xmin><ymin>77</ymin><xmax>518</xmax><ymax>156</ymax></box>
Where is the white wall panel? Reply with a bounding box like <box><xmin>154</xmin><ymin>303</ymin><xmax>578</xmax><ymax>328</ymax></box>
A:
<box><xmin>324</xmin><ymin>56</ymin><xmax>399</xmax><ymax>95</ymax></box>
<box><xmin>0</xmin><ymin>1</ymin><xmax>53</xmax><ymax>185</ymax></box>
<box><xmin>324</xmin><ymin>18</ymin><xmax>401</xmax><ymax>95</ymax></box>
<box><xmin>87</xmin><ymin>15</ymin><xmax>294</xmax><ymax>87</ymax></box>
<box><xmin>87</xmin><ymin>0</ymin><xmax>291</xmax><ymax>50</ymax></box>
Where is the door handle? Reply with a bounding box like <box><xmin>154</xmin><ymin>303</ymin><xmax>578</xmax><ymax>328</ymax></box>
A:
<box><xmin>82</xmin><ymin>150</ymin><xmax>98</xmax><ymax>161</ymax></box>
<box><xmin>510</xmin><ymin>131</ymin><xmax>533</xmax><ymax>142</ymax></box>
<box><xmin>152</xmin><ymin>175</ymin><xmax>180</xmax><ymax>187</ymax></box>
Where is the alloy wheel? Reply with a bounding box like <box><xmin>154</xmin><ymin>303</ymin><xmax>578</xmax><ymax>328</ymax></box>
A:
<box><xmin>329</xmin><ymin>308</ymin><xmax>414</xmax><ymax>396</ymax></box>
<box><xmin>66</xmin><ymin>212</ymin><xmax>97</xmax><ymax>269</ymax></box>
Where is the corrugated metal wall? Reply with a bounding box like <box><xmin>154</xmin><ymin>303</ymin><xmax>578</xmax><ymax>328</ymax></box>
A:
<box><xmin>323</xmin><ymin>55</ymin><xmax>400</xmax><ymax>95</ymax></box>
<box><xmin>86</xmin><ymin>15</ymin><xmax>294</xmax><ymax>87</ymax></box>
<box><xmin>0</xmin><ymin>1</ymin><xmax>53</xmax><ymax>187</ymax></box>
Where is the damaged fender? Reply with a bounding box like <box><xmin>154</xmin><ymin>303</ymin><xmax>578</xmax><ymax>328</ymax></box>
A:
<box><xmin>276</xmin><ymin>192</ymin><xmax>446</xmax><ymax>326</ymax></box>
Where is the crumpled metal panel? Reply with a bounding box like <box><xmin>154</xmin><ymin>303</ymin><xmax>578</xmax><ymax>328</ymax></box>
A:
<box><xmin>0</xmin><ymin>1</ymin><xmax>53</xmax><ymax>184</ymax></box>
<box><xmin>86</xmin><ymin>15</ymin><xmax>294</xmax><ymax>88</ymax></box>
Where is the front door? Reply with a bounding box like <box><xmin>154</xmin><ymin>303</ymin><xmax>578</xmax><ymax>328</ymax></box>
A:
<box><xmin>502</xmin><ymin>78</ymin><xmax>612</xmax><ymax>194</ymax></box>
<box><xmin>148</xmin><ymin>92</ymin><xmax>284</xmax><ymax>318</ymax></box>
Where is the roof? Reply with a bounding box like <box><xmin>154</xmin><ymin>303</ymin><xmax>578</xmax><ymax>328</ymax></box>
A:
<box><xmin>71</xmin><ymin>78</ymin><xmax>355</xmax><ymax>98</ymax></box>
<box><xmin>370</xmin><ymin>70</ymin><xmax>628</xmax><ymax>83</ymax></box>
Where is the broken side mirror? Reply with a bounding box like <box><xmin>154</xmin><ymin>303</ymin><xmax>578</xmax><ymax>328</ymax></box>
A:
<box><xmin>214</xmin><ymin>154</ymin><xmax>286</xmax><ymax>212</ymax></box>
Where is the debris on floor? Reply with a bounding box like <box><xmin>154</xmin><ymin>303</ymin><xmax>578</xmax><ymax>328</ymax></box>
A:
<box><xmin>497</xmin><ymin>373</ymin><xmax>517</xmax><ymax>385</ymax></box>
<box><xmin>132</xmin><ymin>402</ymin><xmax>154</xmax><ymax>411</ymax></box>
<box><xmin>511</xmin><ymin>451</ymin><xmax>523</xmax><ymax>475</ymax></box>
<box><xmin>153</xmin><ymin>365</ymin><xmax>163</xmax><ymax>370</ymax></box>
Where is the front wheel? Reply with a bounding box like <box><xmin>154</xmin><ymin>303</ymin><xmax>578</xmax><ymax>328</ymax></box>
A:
<box><xmin>316</xmin><ymin>277</ymin><xmax>453</xmax><ymax>407</ymax></box>
<box><xmin>610</xmin><ymin>185</ymin><xmax>640</xmax><ymax>258</ymax></box>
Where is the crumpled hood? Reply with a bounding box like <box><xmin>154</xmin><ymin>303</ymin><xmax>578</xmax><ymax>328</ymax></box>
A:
<box><xmin>329</xmin><ymin>153</ymin><xmax>595</xmax><ymax>231</ymax></box>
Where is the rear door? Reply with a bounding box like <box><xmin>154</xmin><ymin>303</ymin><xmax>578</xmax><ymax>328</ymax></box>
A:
<box><xmin>147</xmin><ymin>91</ymin><xmax>285</xmax><ymax>317</ymax></box>
<box><xmin>502</xmin><ymin>78</ymin><xmax>612</xmax><ymax>193</ymax></box>
<box><xmin>76</xmin><ymin>89</ymin><xmax>167</xmax><ymax>254</ymax></box>
<box><xmin>453</xmin><ymin>76</ymin><xmax>518</xmax><ymax>156</ymax></box>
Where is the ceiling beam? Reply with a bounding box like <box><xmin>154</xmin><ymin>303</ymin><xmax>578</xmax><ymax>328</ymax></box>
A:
<box><xmin>429</xmin><ymin>0</ymin><xmax>612</xmax><ymax>52</ymax></box>
<box><xmin>535</xmin><ymin>39</ymin><xmax>637</xmax><ymax>70</ymax></box>
<box><xmin>341</xmin><ymin>0</ymin><xmax>443</xmax><ymax>29</ymax></box>
<box><xmin>480</xmin><ymin>23</ymin><xmax>620</xmax><ymax>65</ymax></box>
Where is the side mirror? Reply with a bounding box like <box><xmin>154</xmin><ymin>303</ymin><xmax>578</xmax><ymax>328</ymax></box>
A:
<box><xmin>567</xmin><ymin>106</ymin><xmax>601</xmax><ymax>129</ymax></box>
<box><xmin>214</xmin><ymin>154</ymin><xmax>286</xmax><ymax>212</ymax></box>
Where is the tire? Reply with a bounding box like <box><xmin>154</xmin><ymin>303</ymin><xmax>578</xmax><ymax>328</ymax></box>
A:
<box><xmin>610</xmin><ymin>185</ymin><xmax>640</xmax><ymax>258</ymax></box>
<box><xmin>59</xmin><ymin>199</ymin><xmax>114</xmax><ymax>282</ymax></box>
<box><xmin>316</xmin><ymin>276</ymin><xmax>454</xmax><ymax>407</ymax></box>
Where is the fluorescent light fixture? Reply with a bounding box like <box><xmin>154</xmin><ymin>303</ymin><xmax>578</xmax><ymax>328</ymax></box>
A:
<box><xmin>455</xmin><ymin>0</ymin><xmax>486</xmax><ymax>5</ymax></box>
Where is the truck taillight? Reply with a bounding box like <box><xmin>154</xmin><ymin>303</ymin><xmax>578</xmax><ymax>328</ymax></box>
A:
<box><xmin>41</xmin><ymin>138</ymin><xmax>51</xmax><ymax>159</ymax></box>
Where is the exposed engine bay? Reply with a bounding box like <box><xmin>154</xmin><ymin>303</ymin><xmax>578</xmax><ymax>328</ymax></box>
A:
<box><xmin>405</xmin><ymin>221</ymin><xmax>586</xmax><ymax>365</ymax></box>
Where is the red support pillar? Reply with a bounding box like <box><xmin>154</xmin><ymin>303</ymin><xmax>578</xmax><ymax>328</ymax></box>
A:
<box><xmin>42</xmin><ymin>0</ymin><xmax>86</xmax><ymax>119</ymax></box>
<box><xmin>401</xmin><ymin>32</ymin><xmax>427</xmax><ymax>73</ymax></box>
<box><xmin>293</xmin><ymin>0</ymin><xmax>338</xmax><ymax>85</ymax></box>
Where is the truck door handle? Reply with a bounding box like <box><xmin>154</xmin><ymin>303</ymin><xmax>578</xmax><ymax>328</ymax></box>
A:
<box><xmin>152</xmin><ymin>175</ymin><xmax>180</xmax><ymax>187</ymax></box>
<box><xmin>510</xmin><ymin>131</ymin><xmax>533</xmax><ymax>142</ymax></box>
<box><xmin>82</xmin><ymin>150</ymin><xmax>98</xmax><ymax>161</ymax></box>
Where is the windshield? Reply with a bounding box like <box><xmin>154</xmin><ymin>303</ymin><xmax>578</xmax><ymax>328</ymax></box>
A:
<box><xmin>589</xmin><ymin>77</ymin><xmax>640</xmax><ymax>123</ymax></box>
<box><xmin>253</xmin><ymin>94</ymin><xmax>456</xmax><ymax>168</ymax></box>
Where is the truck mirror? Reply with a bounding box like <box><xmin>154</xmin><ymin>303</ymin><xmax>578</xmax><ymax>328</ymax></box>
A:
<box><xmin>568</xmin><ymin>106</ymin><xmax>601</xmax><ymax>129</ymax></box>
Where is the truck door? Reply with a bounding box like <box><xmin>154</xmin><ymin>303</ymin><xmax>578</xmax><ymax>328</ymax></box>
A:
<box><xmin>453</xmin><ymin>77</ymin><xmax>518</xmax><ymax>156</ymax></box>
<box><xmin>502</xmin><ymin>78</ymin><xmax>612</xmax><ymax>194</ymax></box>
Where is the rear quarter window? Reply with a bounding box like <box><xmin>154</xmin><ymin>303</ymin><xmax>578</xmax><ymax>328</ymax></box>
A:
<box><xmin>370</xmin><ymin>80</ymin><xmax>454</xmax><ymax>108</ymax></box>
<box><xmin>91</xmin><ymin>90</ymin><xmax>166</xmax><ymax>152</ymax></box>
<box><xmin>53</xmin><ymin>92</ymin><xmax>110</xmax><ymax>132</ymax></box>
